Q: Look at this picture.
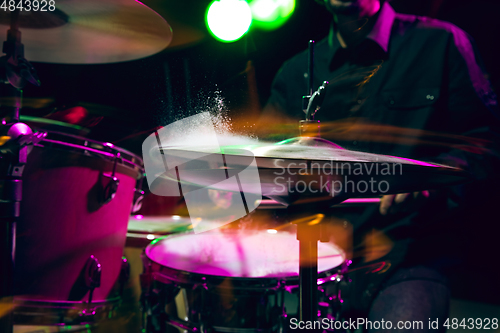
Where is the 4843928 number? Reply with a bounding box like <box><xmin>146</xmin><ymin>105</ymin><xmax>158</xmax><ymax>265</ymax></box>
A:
<box><xmin>444</xmin><ymin>318</ymin><xmax>498</xmax><ymax>330</ymax></box>
<box><xmin>0</xmin><ymin>0</ymin><xmax>55</xmax><ymax>11</ymax></box>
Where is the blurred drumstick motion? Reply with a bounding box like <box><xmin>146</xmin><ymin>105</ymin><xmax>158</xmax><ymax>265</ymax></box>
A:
<box><xmin>319</xmin><ymin>119</ymin><xmax>491</xmax><ymax>151</ymax></box>
<box><xmin>265</xmin><ymin>214</ymin><xmax>325</xmax><ymax>233</ymax></box>
<box><xmin>233</xmin><ymin>113</ymin><xmax>493</xmax><ymax>154</ymax></box>
<box><xmin>354</xmin><ymin>229</ymin><xmax>394</xmax><ymax>263</ymax></box>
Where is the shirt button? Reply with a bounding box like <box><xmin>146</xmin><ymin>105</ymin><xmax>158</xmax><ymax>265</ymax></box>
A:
<box><xmin>357</xmin><ymin>99</ymin><xmax>362</xmax><ymax>104</ymax></box>
<box><xmin>389</xmin><ymin>99</ymin><xmax>395</xmax><ymax>105</ymax></box>
<box><xmin>426</xmin><ymin>95</ymin><xmax>435</xmax><ymax>100</ymax></box>
<box><xmin>352</xmin><ymin>141</ymin><xmax>358</xmax><ymax>145</ymax></box>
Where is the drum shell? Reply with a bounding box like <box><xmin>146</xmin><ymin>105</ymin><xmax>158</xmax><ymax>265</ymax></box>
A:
<box><xmin>142</xmin><ymin>230</ymin><xmax>346</xmax><ymax>332</ymax></box>
<box><xmin>15</xmin><ymin>142</ymin><xmax>140</xmax><ymax>302</ymax></box>
<box><xmin>123</xmin><ymin>215</ymin><xmax>195</xmax><ymax>333</ymax></box>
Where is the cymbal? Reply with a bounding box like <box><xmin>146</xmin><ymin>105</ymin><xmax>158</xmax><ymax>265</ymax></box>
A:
<box><xmin>0</xmin><ymin>96</ymin><xmax>54</xmax><ymax>109</ymax></box>
<box><xmin>150</xmin><ymin>137</ymin><xmax>471</xmax><ymax>206</ymax></box>
<box><xmin>0</xmin><ymin>0</ymin><xmax>172</xmax><ymax>64</ymax></box>
<box><xmin>140</xmin><ymin>0</ymin><xmax>206</xmax><ymax>49</ymax></box>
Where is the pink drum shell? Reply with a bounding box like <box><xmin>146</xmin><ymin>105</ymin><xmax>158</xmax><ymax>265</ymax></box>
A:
<box><xmin>15</xmin><ymin>136</ymin><xmax>142</xmax><ymax>303</ymax></box>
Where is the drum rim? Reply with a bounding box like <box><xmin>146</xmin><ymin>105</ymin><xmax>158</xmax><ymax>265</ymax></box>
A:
<box><xmin>36</xmin><ymin>129</ymin><xmax>144</xmax><ymax>172</ymax></box>
<box><xmin>144</xmin><ymin>231</ymin><xmax>345</xmax><ymax>290</ymax></box>
<box><xmin>13</xmin><ymin>296</ymin><xmax>120</xmax><ymax>326</ymax></box>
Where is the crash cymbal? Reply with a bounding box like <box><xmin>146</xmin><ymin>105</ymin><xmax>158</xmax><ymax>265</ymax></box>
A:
<box><xmin>0</xmin><ymin>0</ymin><xmax>172</xmax><ymax>64</ymax></box>
<box><xmin>149</xmin><ymin>137</ymin><xmax>471</xmax><ymax>206</ymax></box>
<box><xmin>0</xmin><ymin>96</ymin><xmax>54</xmax><ymax>109</ymax></box>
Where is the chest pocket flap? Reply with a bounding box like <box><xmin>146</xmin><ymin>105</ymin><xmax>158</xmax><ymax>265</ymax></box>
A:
<box><xmin>382</xmin><ymin>87</ymin><xmax>440</xmax><ymax>109</ymax></box>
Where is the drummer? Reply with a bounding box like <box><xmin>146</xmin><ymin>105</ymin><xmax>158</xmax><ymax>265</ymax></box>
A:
<box><xmin>261</xmin><ymin>0</ymin><xmax>500</xmax><ymax>331</ymax></box>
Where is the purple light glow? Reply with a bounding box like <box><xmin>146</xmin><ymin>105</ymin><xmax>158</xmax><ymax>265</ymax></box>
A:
<box><xmin>393</xmin><ymin>156</ymin><xmax>439</xmax><ymax>167</ymax></box>
<box><xmin>371</xmin><ymin>262</ymin><xmax>386</xmax><ymax>273</ymax></box>
<box><xmin>343</xmin><ymin>198</ymin><xmax>381</xmax><ymax>204</ymax></box>
<box><xmin>134</xmin><ymin>215</ymin><xmax>144</xmax><ymax>220</ymax></box>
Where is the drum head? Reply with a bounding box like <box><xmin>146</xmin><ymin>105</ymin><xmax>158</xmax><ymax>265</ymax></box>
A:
<box><xmin>146</xmin><ymin>230</ymin><xmax>345</xmax><ymax>279</ymax></box>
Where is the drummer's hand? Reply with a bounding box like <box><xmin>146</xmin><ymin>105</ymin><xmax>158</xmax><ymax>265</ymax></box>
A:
<box><xmin>379</xmin><ymin>191</ymin><xmax>430</xmax><ymax>215</ymax></box>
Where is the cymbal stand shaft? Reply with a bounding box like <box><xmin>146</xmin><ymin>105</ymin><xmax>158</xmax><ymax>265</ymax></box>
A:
<box><xmin>302</xmin><ymin>40</ymin><xmax>315</xmax><ymax>115</ymax></box>
<box><xmin>0</xmin><ymin>216</ymin><xmax>16</xmax><ymax>333</ymax></box>
<box><xmin>0</xmin><ymin>134</ymin><xmax>28</xmax><ymax>333</ymax></box>
<box><xmin>290</xmin><ymin>204</ymin><xmax>344</xmax><ymax>331</ymax></box>
<box><xmin>298</xmin><ymin>223</ymin><xmax>319</xmax><ymax>324</ymax></box>
<box><xmin>308</xmin><ymin>40</ymin><xmax>314</xmax><ymax>98</ymax></box>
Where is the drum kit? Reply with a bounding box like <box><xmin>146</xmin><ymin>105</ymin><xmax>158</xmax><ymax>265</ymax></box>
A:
<box><xmin>0</xmin><ymin>2</ymin><xmax>472</xmax><ymax>333</ymax></box>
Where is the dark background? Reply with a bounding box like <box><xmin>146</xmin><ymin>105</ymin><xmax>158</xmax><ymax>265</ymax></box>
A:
<box><xmin>13</xmin><ymin>0</ymin><xmax>500</xmax><ymax>305</ymax></box>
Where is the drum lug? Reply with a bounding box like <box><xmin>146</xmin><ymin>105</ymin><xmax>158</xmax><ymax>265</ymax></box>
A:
<box><xmin>83</xmin><ymin>255</ymin><xmax>101</xmax><ymax>305</ymax></box>
<box><xmin>102</xmin><ymin>175</ymin><xmax>120</xmax><ymax>204</ymax></box>
<box><xmin>101</xmin><ymin>151</ymin><xmax>121</xmax><ymax>204</ymax></box>
<box><xmin>131</xmin><ymin>174</ymin><xmax>144</xmax><ymax>213</ymax></box>
<box><xmin>131</xmin><ymin>188</ymin><xmax>144</xmax><ymax>213</ymax></box>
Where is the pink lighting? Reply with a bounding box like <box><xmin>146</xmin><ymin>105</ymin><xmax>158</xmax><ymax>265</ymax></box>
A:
<box><xmin>343</xmin><ymin>198</ymin><xmax>381</xmax><ymax>204</ymax></box>
<box><xmin>393</xmin><ymin>156</ymin><xmax>439</xmax><ymax>167</ymax></box>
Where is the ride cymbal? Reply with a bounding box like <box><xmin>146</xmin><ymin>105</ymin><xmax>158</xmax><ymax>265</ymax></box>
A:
<box><xmin>0</xmin><ymin>0</ymin><xmax>172</xmax><ymax>64</ymax></box>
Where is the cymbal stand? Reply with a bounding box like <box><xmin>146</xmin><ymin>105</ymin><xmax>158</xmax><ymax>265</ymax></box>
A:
<box><xmin>294</xmin><ymin>46</ymin><xmax>336</xmax><ymax>325</ymax></box>
<box><xmin>288</xmin><ymin>198</ymin><xmax>346</xmax><ymax>327</ymax></box>
<box><xmin>0</xmin><ymin>9</ymin><xmax>41</xmax><ymax>333</ymax></box>
<box><xmin>295</xmin><ymin>214</ymin><xmax>326</xmax><ymax>324</ymax></box>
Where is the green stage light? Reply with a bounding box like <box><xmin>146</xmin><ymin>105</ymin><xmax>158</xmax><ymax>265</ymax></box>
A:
<box><xmin>206</xmin><ymin>0</ymin><xmax>253</xmax><ymax>43</ymax></box>
<box><xmin>249</xmin><ymin>0</ymin><xmax>295</xmax><ymax>30</ymax></box>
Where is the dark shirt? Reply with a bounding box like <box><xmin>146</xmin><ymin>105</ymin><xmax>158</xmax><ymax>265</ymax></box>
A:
<box><xmin>266</xmin><ymin>3</ymin><xmax>499</xmax><ymax>177</ymax></box>
<box><xmin>265</xmin><ymin>4</ymin><xmax>500</xmax><ymax>282</ymax></box>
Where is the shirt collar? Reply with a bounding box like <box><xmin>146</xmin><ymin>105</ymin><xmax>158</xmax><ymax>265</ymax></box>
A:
<box><xmin>328</xmin><ymin>2</ymin><xmax>396</xmax><ymax>55</ymax></box>
<box><xmin>367</xmin><ymin>2</ymin><xmax>396</xmax><ymax>53</ymax></box>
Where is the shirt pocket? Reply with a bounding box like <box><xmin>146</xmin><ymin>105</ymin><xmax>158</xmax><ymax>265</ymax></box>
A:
<box><xmin>382</xmin><ymin>87</ymin><xmax>440</xmax><ymax>110</ymax></box>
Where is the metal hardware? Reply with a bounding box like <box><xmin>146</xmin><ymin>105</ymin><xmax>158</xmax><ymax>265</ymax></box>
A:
<box><xmin>102</xmin><ymin>151</ymin><xmax>121</xmax><ymax>204</ymax></box>
<box><xmin>83</xmin><ymin>255</ymin><xmax>101</xmax><ymax>306</ymax></box>
<box><xmin>131</xmin><ymin>174</ymin><xmax>144</xmax><ymax>213</ymax></box>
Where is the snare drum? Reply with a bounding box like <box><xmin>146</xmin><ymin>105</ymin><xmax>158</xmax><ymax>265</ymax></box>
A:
<box><xmin>119</xmin><ymin>215</ymin><xmax>195</xmax><ymax>333</ymax></box>
<box><xmin>142</xmin><ymin>229</ymin><xmax>346</xmax><ymax>333</ymax></box>
<box><xmin>13</xmin><ymin>129</ymin><xmax>143</xmax><ymax>326</ymax></box>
